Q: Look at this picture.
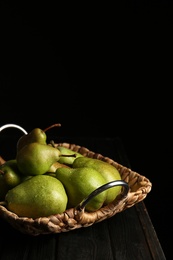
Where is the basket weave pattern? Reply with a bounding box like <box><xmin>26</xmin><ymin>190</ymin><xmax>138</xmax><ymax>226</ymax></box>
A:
<box><xmin>0</xmin><ymin>143</ymin><xmax>152</xmax><ymax>236</ymax></box>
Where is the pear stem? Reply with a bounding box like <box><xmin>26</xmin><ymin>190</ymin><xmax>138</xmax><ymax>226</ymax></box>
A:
<box><xmin>43</xmin><ymin>123</ymin><xmax>61</xmax><ymax>133</ymax></box>
<box><xmin>49</xmin><ymin>140</ymin><xmax>56</xmax><ymax>147</ymax></box>
<box><xmin>60</xmin><ymin>154</ymin><xmax>77</xmax><ymax>158</ymax></box>
<box><xmin>49</xmin><ymin>140</ymin><xmax>77</xmax><ymax>158</ymax></box>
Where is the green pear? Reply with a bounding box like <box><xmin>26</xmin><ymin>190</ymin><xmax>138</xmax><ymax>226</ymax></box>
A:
<box><xmin>16</xmin><ymin>142</ymin><xmax>61</xmax><ymax>176</ymax></box>
<box><xmin>57</xmin><ymin>146</ymin><xmax>83</xmax><ymax>165</ymax></box>
<box><xmin>5</xmin><ymin>175</ymin><xmax>68</xmax><ymax>218</ymax></box>
<box><xmin>17</xmin><ymin>128</ymin><xmax>47</xmax><ymax>152</ymax></box>
<box><xmin>72</xmin><ymin>157</ymin><xmax>122</xmax><ymax>205</ymax></box>
<box><xmin>56</xmin><ymin>167</ymin><xmax>107</xmax><ymax>212</ymax></box>
<box><xmin>0</xmin><ymin>159</ymin><xmax>22</xmax><ymax>188</ymax></box>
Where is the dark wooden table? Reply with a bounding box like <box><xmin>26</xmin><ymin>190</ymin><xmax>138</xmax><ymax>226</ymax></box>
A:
<box><xmin>0</xmin><ymin>135</ymin><xmax>166</xmax><ymax>260</ymax></box>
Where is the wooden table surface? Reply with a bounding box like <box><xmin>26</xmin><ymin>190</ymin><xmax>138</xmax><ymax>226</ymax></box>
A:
<box><xmin>0</xmin><ymin>135</ymin><xmax>166</xmax><ymax>260</ymax></box>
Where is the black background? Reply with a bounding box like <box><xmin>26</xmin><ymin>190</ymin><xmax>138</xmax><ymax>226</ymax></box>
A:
<box><xmin>1</xmin><ymin>1</ymin><xmax>173</xmax><ymax>258</ymax></box>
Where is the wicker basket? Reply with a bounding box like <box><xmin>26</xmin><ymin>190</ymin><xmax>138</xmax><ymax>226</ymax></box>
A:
<box><xmin>0</xmin><ymin>142</ymin><xmax>152</xmax><ymax>236</ymax></box>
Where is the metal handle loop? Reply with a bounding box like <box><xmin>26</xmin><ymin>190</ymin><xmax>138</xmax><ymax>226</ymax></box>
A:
<box><xmin>76</xmin><ymin>180</ymin><xmax>129</xmax><ymax>211</ymax></box>
<box><xmin>0</xmin><ymin>124</ymin><xmax>28</xmax><ymax>135</ymax></box>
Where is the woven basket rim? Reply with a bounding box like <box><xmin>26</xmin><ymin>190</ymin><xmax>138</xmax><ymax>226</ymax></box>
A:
<box><xmin>0</xmin><ymin>142</ymin><xmax>152</xmax><ymax>236</ymax></box>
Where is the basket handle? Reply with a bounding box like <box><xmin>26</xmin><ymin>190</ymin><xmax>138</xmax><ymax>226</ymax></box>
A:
<box><xmin>75</xmin><ymin>180</ymin><xmax>129</xmax><ymax>211</ymax></box>
<box><xmin>0</xmin><ymin>124</ymin><xmax>28</xmax><ymax>135</ymax></box>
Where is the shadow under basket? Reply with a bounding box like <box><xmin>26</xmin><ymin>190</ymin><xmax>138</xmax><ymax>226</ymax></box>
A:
<box><xmin>0</xmin><ymin>143</ymin><xmax>152</xmax><ymax>236</ymax></box>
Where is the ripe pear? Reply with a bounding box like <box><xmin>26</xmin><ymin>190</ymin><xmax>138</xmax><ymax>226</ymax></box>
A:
<box><xmin>5</xmin><ymin>175</ymin><xmax>68</xmax><ymax>218</ymax></box>
<box><xmin>72</xmin><ymin>157</ymin><xmax>122</xmax><ymax>205</ymax></box>
<box><xmin>0</xmin><ymin>159</ymin><xmax>22</xmax><ymax>188</ymax></box>
<box><xmin>57</xmin><ymin>146</ymin><xmax>83</xmax><ymax>165</ymax></box>
<box><xmin>17</xmin><ymin>128</ymin><xmax>47</xmax><ymax>152</ymax></box>
<box><xmin>16</xmin><ymin>142</ymin><xmax>61</xmax><ymax>176</ymax></box>
<box><xmin>56</xmin><ymin>167</ymin><xmax>107</xmax><ymax>212</ymax></box>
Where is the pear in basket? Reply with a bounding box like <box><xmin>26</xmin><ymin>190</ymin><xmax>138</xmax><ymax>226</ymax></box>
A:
<box><xmin>16</xmin><ymin>142</ymin><xmax>61</xmax><ymax>176</ymax></box>
<box><xmin>56</xmin><ymin>166</ymin><xmax>108</xmax><ymax>212</ymax></box>
<box><xmin>72</xmin><ymin>157</ymin><xmax>122</xmax><ymax>205</ymax></box>
<box><xmin>5</xmin><ymin>175</ymin><xmax>68</xmax><ymax>218</ymax></box>
<box><xmin>16</xmin><ymin>123</ymin><xmax>62</xmax><ymax>152</ymax></box>
<box><xmin>0</xmin><ymin>159</ymin><xmax>22</xmax><ymax>188</ymax></box>
<box><xmin>16</xmin><ymin>127</ymin><xmax>47</xmax><ymax>152</ymax></box>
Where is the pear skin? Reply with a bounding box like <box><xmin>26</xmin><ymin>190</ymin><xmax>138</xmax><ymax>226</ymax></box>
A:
<box><xmin>56</xmin><ymin>166</ymin><xmax>107</xmax><ymax>212</ymax></box>
<box><xmin>5</xmin><ymin>175</ymin><xmax>68</xmax><ymax>218</ymax></box>
<box><xmin>16</xmin><ymin>142</ymin><xmax>61</xmax><ymax>176</ymax></box>
<box><xmin>72</xmin><ymin>157</ymin><xmax>122</xmax><ymax>205</ymax></box>
<box><xmin>0</xmin><ymin>159</ymin><xmax>22</xmax><ymax>188</ymax></box>
<box><xmin>17</xmin><ymin>128</ymin><xmax>47</xmax><ymax>152</ymax></box>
